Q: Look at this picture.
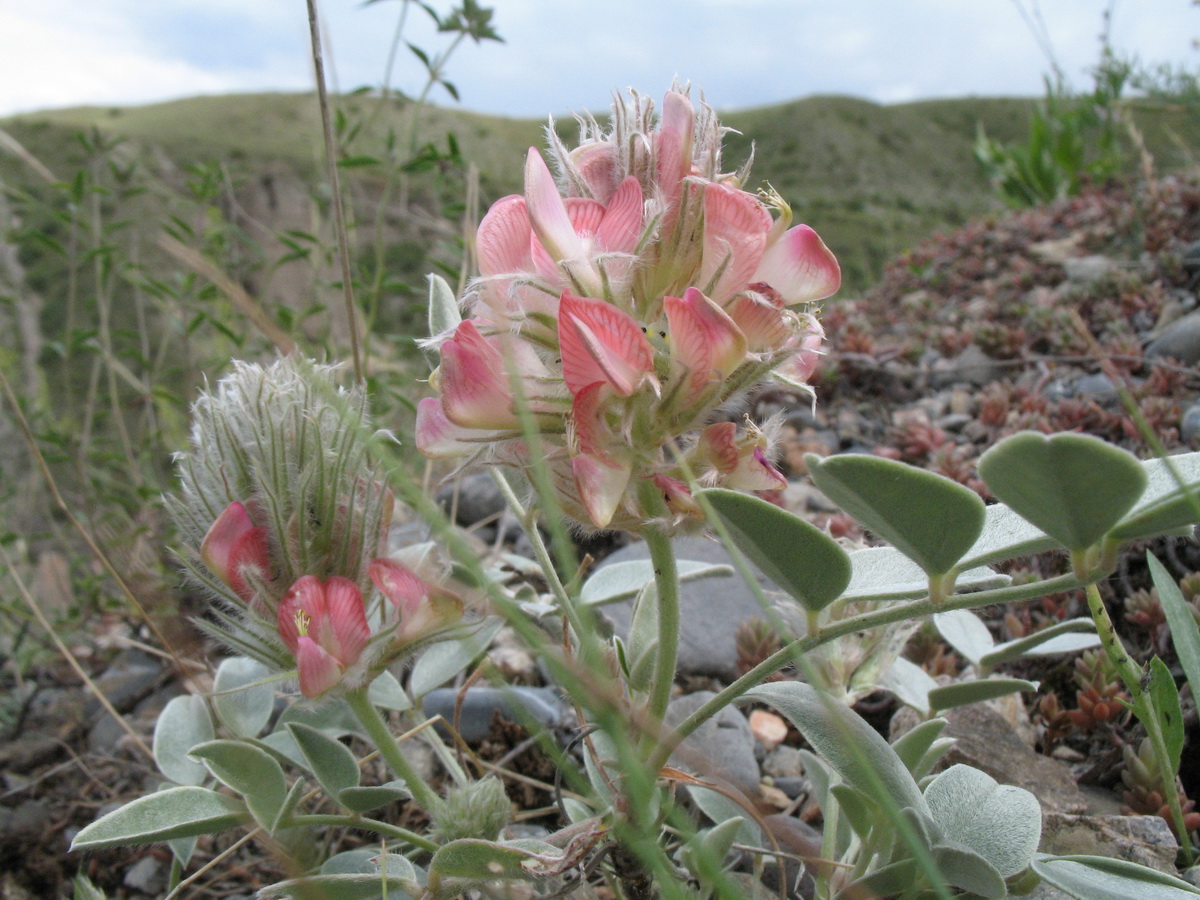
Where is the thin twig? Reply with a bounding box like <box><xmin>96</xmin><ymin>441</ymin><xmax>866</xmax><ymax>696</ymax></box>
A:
<box><xmin>306</xmin><ymin>0</ymin><xmax>365</xmax><ymax>383</ymax></box>
<box><xmin>0</xmin><ymin>368</ymin><xmax>191</xmax><ymax>680</ymax></box>
<box><xmin>0</xmin><ymin>544</ymin><xmax>154</xmax><ymax>761</ymax></box>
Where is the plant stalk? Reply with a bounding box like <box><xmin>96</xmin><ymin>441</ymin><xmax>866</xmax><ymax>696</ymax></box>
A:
<box><xmin>637</xmin><ymin>479</ymin><xmax>681</xmax><ymax>738</ymax></box>
<box><xmin>345</xmin><ymin>688</ymin><xmax>442</xmax><ymax>814</ymax></box>
<box><xmin>1084</xmin><ymin>583</ymin><xmax>1195</xmax><ymax>865</ymax></box>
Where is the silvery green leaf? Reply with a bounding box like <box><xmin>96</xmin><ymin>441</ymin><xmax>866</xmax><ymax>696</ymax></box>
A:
<box><xmin>744</xmin><ymin>681</ymin><xmax>928</xmax><ymax>817</ymax></box>
<box><xmin>842</xmin><ymin>547</ymin><xmax>1008</xmax><ymax>603</ymax></box>
<box><xmin>580</xmin><ymin>559</ymin><xmax>734</xmax><ymax>607</ymax></box>
<box><xmin>1148</xmin><ymin>655</ymin><xmax>1184</xmax><ymax>775</ymax></box>
<box><xmin>428</xmin><ymin>837</ymin><xmax>562</xmax><ymax>884</ymax></box>
<box><xmin>923</xmin><ymin>764</ymin><xmax>1040</xmax><ymax>877</ymax></box>
<box><xmin>427</xmin><ymin>273</ymin><xmax>461</xmax><ymax>339</ymax></box>
<box><xmin>878</xmin><ymin>657</ymin><xmax>937</xmax><ymax>715</ymax></box>
<box><xmin>1031</xmin><ymin>853</ymin><xmax>1200</xmax><ymax>899</ymax></box>
<box><xmin>368</xmin><ymin>669</ymin><xmax>412</xmax><ymax>712</ymax></box>
<box><xmin>211</xmin><ymin>657</ymin><xmax>275</xmax><ymax>739</ymax></box>
<box><xmin>891</xmin><ymin>718</ymin><xmax>949</xmax><ymax>777</ymax></box>
<box><xmin>322</xmin><ymin>848</ymin><xmax>380</xmax><ymax>875</ymax></box>
<box><xmin>626</xmin><ymin>583</ymin><xmax>659</xmax><ymax>693</ymax></box>
<box><xmin>189</xmin><ymin>739</ymin><xmax>287</xmax><ymax>830</ymax></box>
<box><xmin>980</xmin><ymin>618</ymin><xmax>1099</xmax><ymax>668</ymax></box>
<box><xmin>806</xmin><ymin>453</ymin><xmax>986</xmax><ymax>578</ymax></box>
<box><xmin>287</xmin><ymin>722</ymin><xmax>360</xmax><ymax>799</ymax></box>
<box><xmin>408</xmin><ymin>617</ymin><xmax>503</xmax><ymax>699</ymax></box>
<box><xmin>829</xmin><ymin>782</ymin><xmax>878</xmax><ymax>840</ymax></box>
<box><xmin>1109</xmin><ymin>452</ymin><xmax>1200</xmax><ymax>542</ymax></box>
<box><xmin>978</xmin><ymin>431</ymin><xmax>1147</xmax><ymax>552</ymax></box>
<box><xmin>931</xmin><ymin>844</ymin><xmax>1007</xmax><ymax>898</ymax></box>
<box><xmin>699</xmin><ymin>816</ymin><xmax>746</xmax><ymax>868</ymax></box>
<box><xmin>933</xmin><ymin>609</ymin><xmax>994</xmax><ymax>666</ymax></box>
<box><xmin>690</xmin><ymin>785</ymin><xmax>762</xmax><ymax>849</ymax></box>
<box><xmin>927</xmin><ymin>678</ymin><xmax>1039</xmax><ymax>713</ymax></box>
<box><xmin>1151</xmin><ymin>552</ymin><xmax>1200</xmax><ymax>730</ymax></box>
<box><xmin>839</xmin><ymin>859</ymin><xmax>920</xmax><ymax>899</ymax></box>
<box><xmin>153</xmin><ymin>694</ymin><xmax>214</xmax><ymax>786</ymax></box>
<box><xmin>798</xmin><ymin>749</ymin><xmax>852</xmax><ymax>855</ymax></box>
<box><xmin>701</xmin><ymin>488</ymin><xmax>852</xmax><ymax>612</ymax></box>
<box><xmin>260</xmin><ymin>873</ymin><xmax>419</xmax><ymax>899</ymax></box>
<box><xmin>276</xmin><ymin>696</ymin><xmax>360</xmax><ymax>736</ymax></box>
<box><xmin>72</xmin><ymin>874</ymin><xmax>107</xmax><ymax>900</ymax></box>
<box><xmin>339</xmin><ymin>782</ymin><xmax>411</xmax><ymax>814</ymax></box>
<box><xmin>70</xmin><ymin>786</ymin><xmax>247</xmax><ymax>850</ymax></box>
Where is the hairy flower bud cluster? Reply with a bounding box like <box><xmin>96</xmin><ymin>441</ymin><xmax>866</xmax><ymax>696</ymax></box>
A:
<box><xmin>171</xmin><ymin>359</ymin><xmax>463</xmax><ymax>698</ymax></box>
<box><xmin>417</xmin><ymin>86</ymin><xmax>840</xmax><ymax>531</ymax></box>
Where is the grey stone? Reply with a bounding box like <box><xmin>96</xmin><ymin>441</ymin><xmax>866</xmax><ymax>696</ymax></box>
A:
<box><xmin>422</xmin><ymin>686</ymin><xmax>571</xmax><ymax>743</ymax></box>
<box><xmin>1040</xmin><ymin>814</ymin><xmax>1179</xmax><ymax>875</ymax></box>
<box><xmin>0</xmin><ymin>800</ymin><xmax>52</xmax><ymax>837</ymax></box>
<box><xmin>83</xmin><ymin>648</ymin><xmax>163</xmax><ymax>720</ymax></box>
<box><xmin>595</xmin><ymin>536</ymin><xmax>778</xmax><ymax>681</ymax></box>
<box><xmin>1063</xmin><ymin>254</ymin><xmax>1117</xmax><ymax>283</ymax></box>
<box><xmin>1072</xmin><ymin>372</ymin><xmax>1119</xmax><ymax>402</ymax></box>
<box><xmin>436</xmin><ymin>472</ymin><xmax>506</xmax><ymax>527</ymax></box>
<box><xmin>664</xmin><ymin>691</ymin><xmax>760</xmax><ymax>799</ymax></box>
<box><xmin>1182</xmin><ymin>403</ymin><xmax>1200</xmax><ymax>444</ymax></box>
<box><xmin>1185</xmin><ymin>864</ymin><xmax>1200</xmax><ymax>888</ymax></box>
<box><xmin>771</xmin><ymin>776</ymin><xmax>809</xmax><ymax>800</ymax></box>
<box><xmin>89</xmin><ymin>682</ymin><xmax>185</xmax><ymax>755</ymax></box>
<box><xmin>930</xmin><ymin>343</ymin><xmax>1005</xmax><ymax>389</ymax></box>
<box><xmin>1182</xmin><ymin>239</ymin><xmax>1200</xmax><ymax>273</ymax></box>
<box><xmin>1147</xmin><ymin>310</ymin><xmax>1200</xmax><ymax>365</ymax></box>
<box><xmin>941</xmin><ymin>704</ymin><xmax>1087</xmax><ymax>815</ymax></box>
<box><xmin>762</xmin><ymin>744</ymin><xmax>806</xmax><ymax>780</ymax></box>
<box><xmin>123</xmin><ymin>856</ymin><xmax>167</xmax><ymax>894</ymax></box>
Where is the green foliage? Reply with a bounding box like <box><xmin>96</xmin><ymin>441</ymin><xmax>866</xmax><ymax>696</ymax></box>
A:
<box><xmin>975</xmin><ymin>55</ymin><xmax>1130</xmax><ymax>208</ymax></box>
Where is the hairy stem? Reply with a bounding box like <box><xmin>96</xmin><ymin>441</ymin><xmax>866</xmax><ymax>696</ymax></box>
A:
<box><xmin>345</xmin><ymin>688</ymin><xmax>442</xmax><ymax>814</ymax></box>
<box><xmin>637</xmin><ymin>479</ymin><xmax>681</xmax><ymax>737</ymax></box>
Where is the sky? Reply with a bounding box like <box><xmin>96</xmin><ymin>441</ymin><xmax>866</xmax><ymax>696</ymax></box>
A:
<box><xmin>0</xmin><ymin>1</ymin><xmax>1196</xmax><ymax>120</ymax></box>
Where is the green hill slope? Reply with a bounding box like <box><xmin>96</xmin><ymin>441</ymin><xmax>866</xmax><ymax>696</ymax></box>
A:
<box><xmin>5</xmin><ymin>91</ymin><xmax>1197</xmax><ymax>293</ymax></box>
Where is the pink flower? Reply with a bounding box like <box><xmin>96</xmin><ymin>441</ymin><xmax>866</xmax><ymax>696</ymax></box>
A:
<box><xmin>200</xmin><ymin>501</ymin><xmax>272</xmax><ymax>605</ymax></box>
<box><xmin>369</xmin><ymin>558</ymin><xmax>464</xmax><ymax>646</ymax></box>
<box><xmin>419</xmin><ymin>86</ymin><xmax>841</xmax><ymax>531</ymax></box>
<box><xmin>277</xmin><ymin>576</ymin><xmax>371</xmax><ymax>698</ymax></box>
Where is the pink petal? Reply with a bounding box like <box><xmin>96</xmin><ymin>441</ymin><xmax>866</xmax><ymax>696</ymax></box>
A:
<box><xmin>200</xmin><ymin>501</ymin><xmax>254</xmax><ymax>587</ymax></box>
<box><xmin>558</xmin><ymin>293</ymin><xmax>655</xmax><ymax>398</ymax></box>
<box><xmin>278</xmin><ymin>575</ymin><xmax>328</xmax><ymax>655</ymax></box>
<box><xmin>524</xmin><ymin>148</ymin><xmax>583</xmax><ymax>263</ymax></box>
<box><xmin>651</xmin><ymin>473</ymin><xmax>702</xmax><ymax>518</ymax></box>
<box><xmin>571</xmin><ymin>453</ymin><xmax>633</xmax><ymax>529</ymax></box>
<box><xmin>322</xmin><ymin>576</ymin><xmax>370</xmax><ymax>666</ymax></box>
<box><xmin>569</xmin><ymin>141</ymin><xmax>621</xmax><ymax>204</ymax></box>
<box><xmin>780</xmin><ymin>315</ymin><xmax>826</xmax><ymax>383</ymax></box>
<box><xmin>698</xmin><ymin>184</ymin><xmax>773</xmax><ymax>303</ymax></box>
<box><xmin>369</xmin><ymin>558</ymin><xmax>429</xmax><ymax>619</ymax></box>
<box><xmin>696</xmin><ymin>421</ymin><xmax>740</xmax><ymax>475</ymax></box>
<box><xmin>565</xmin><ymin>197</ymin><xmax>606</xmax><ymax>239</ymax></box>
<box><xmin>753</xmin><ymin>225</ymin><xmax>841</xmax><ymax>305</ymax></box>
<box><xmin>596</xmin><ymin>176</ymin><xmax>643</xmax><ymax>255</ymax></box>
<box><xmin>727</xmin><ymin>293</ymin><xmax>791</xmax><ymax>353</ymax></box>
<box><xmin>228</xmin><ymin>526</ymin><xmax>272</xmax><ymax>603</ymax></box>
<box><xmin>439</xmin><ymin>320</ymin><xmax>517</xmax><ymax>430</ymax></box>
<box><xmin>665</xmin><ymin>287</ymin><xmax>747</xmax><ymax>402</ymax></box>
<box><xmin>295</xmin><ymin>635</ymin><xmax>344</xmax><ymax>698</ymax></box>
<box><xmin>477</xmin><ymin>195</ymin><xmax>533</xmax><ymax>276</ymax></box>
<box><xmin>725</xmin><ymin>446</ymin><xmax>788</xmax><ymax>492</ymax></box>
<box><xmin>570</xmin><ymin>381</ymin><xmax>615</xmax><ymax>459</ymax></box>
<box><xmin>656</xmin><ymin>91</ymin><xmax>694</xmax><ymax>211</ymax></box>
<box><xmin>416</xmin><ymin>397</ymin><xmax>488</xmax><ymax>458</ymax></box>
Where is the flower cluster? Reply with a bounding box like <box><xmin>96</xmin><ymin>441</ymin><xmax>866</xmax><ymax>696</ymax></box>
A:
<box><xmin>417</xmin><ymin>86</ymin><xmax>840</xmax><ymax>530</ymax></box>
<box><xmin>172</xmin><ymin>359</ymin><xmax>463</xmax><ymax>697</ymax></box>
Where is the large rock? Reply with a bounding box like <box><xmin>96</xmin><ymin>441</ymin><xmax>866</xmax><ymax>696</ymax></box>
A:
<box><xmin>664</xmin><ymin>691</ymin><xmax>761</xmax><ymax>799</ymax></box>
<box><xmin>1147</xmin><ymin>310</ymin><xmax>1200</xmax><ymax>365</ymax></box>
<box><xmin>594</xmin><ymin>536</ymin><xmax>780</xmax><ymax>681</ymax></box>
<box><xmin>1040</xmin><ymin>813</ymin><xmax>1179</xmax><ymax>875</ymax></box>
<box><xmin>940</xmin><ymin>703</ymin><xmax>1087</xmax><ymax>815</ymax></box>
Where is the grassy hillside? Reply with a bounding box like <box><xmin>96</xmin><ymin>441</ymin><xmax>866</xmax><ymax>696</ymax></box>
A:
<box><xmin>5</xmin><ymin>90</ymin><xmax>1198</xmax><ymax>296</ymax></box>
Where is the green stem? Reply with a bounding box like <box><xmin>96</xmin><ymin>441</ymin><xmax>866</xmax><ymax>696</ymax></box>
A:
<box><xmin>286</xmin><ymin>814</ymin><xmax>438</xmax><ymax>853</ymax></box>
<box><xmin>637</xmin><ymin>479</ymin><xmax>681</xmax><ymax>737</ymax></box>
<box><xmin>648</xmin><ymin>569</ymin><xmax>1096</xmax><ymax>775</ymax></box>
<box><xmin>1084</xmin><ymin>584</ymin><xmax>1195</xmax><ymax>865</ymax></box>
<box><xmin>344</xmin><ymin>688</ymin><xmax>442</xmax><ymax>814</ymax></box>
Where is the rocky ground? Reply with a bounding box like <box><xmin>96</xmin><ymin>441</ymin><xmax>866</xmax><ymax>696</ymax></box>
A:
<box><xmin>4</xmin><ymin>172</ymin><xmax>1200</xmax><ymax>898</ymax></box>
